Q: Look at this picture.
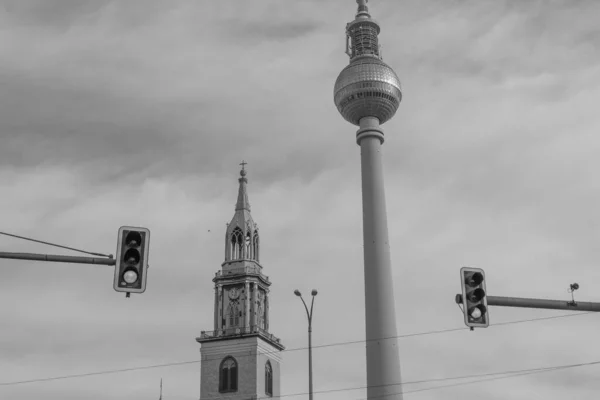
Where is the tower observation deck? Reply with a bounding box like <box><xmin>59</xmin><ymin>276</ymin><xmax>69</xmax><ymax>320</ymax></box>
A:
<box><xmin>334</xmin><ymin>0</ymin><xmax>402</xmax><ymax>128</ymax></box>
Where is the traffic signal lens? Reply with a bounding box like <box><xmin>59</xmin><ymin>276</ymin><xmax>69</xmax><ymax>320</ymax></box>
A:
<box><xmin>125</xmin><ymin>231</ymin><xmax>142</xmax><ymax>247</ymax></box>
<box><xmin>468</xmin><ymin>304</ymin><xmax>487</xmax><ymax>320</ymax></box>
<box><xmin>467</xmin><ymin>288</ymin><xmax>486</xmax><ymax>302</ymax></box>
<box><xmin>124</xmin><ymin>248</ymin><xmax>140</xmax><ymax>264</ymax></box>
<box><xmin>466</xmin><ymin>272</ymin><xmax>484</xmax><ymax>287</ymax></box>
<box><xmin>123</xmin><ymin>269</ymin><xmax>138</xmax><ymax>284</ymax></box>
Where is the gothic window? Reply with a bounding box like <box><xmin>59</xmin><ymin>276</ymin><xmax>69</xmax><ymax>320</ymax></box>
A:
<box><xmin>227</xmin><ymin>302</ymin><xmax>240</xmax><ymax>327</ymax></box>
<box><xmin>253</xmin><ymin>232</ymin><xmax>260</xmax><ymax>262</ymax></box>
<box><xmin>257</xmin><ymin>300</ymin><xmax>264</xmax><ymax>330</ymax></box>
<box><xmin>245</xmin><ymin>232</ymin><xmax>251</xmax><ymax>259</ymax></box>
<box><xmin>219</xmin><ymin>357</ymin><xmax>238</xmax><ymax>393</ymax></box>
<box><xmin>265</xmin><ymin>361</ymin><xmax>273</xmax><ymax>396</ymax></box>
<box><xmin>231</xmin><ymin>227</ymin><xmax>243</xmax><ymax>259</ymax></box>
<box><xmin>227</xmin><ymin>303</ymin><xmax>234</xmax><ymax>327</ymax></box>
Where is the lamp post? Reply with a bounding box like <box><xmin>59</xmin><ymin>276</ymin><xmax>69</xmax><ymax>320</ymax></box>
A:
<box><xmin>294</xmin><ymin>289</ymin><xmax>317</xmax><ymax>400</ymax></box>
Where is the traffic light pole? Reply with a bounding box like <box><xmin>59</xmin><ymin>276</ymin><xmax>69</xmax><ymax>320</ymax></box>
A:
<box><xmin>0</xmin><ymin>227</ymin><xmax>149</xmax><ymax>298</ymax></box>
<box><xmin>0</xmin><ymin>252</ymin><xmax>116</xmax><ymax>266</ymax></box>
<box><xmin>455</xmin><ymin>294</ymin><xmax>600</xmax><ymax>312</ymax></box>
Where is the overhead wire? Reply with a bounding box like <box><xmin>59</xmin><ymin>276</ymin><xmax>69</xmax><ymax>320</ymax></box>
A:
<box><xmin>104</xmin><ymin>359</ymin><xmax>595</xmax><ymax>400</ymax></box>
<box><xmin>0</xmin><ymin>231</ymin><xmax>112</xmax><ymax>258</ymax></box>
<box><xmin>207</xmin><ymin>310</ymin><xmax>594</xmax><ymax>362</ymax></box>
<box><xmin>0</xmin><ymin>214</ymin><xmax>595</xmax><ymax>397</ymax></box>
<box><xmin>204</xmin><ymin>359</ymin><xmax>600</xmax><ymax>400</ymax></box>
<box><xmin>0</xmin><ymin>310</ymin><xmax>595</xmax><ymax>387</ymax></box>
<box><xmin>358</xmin><ymin>358</ymin><xmax>600</xmax><ymax>399</ymax></box>
<box><xmin>0</xmin><ymin>361</ymin><xmax>199</xmax><ymax>387</ymax></box>
<box><xmin>358</xmin><ymin>369</ymin><xmax>563</xmax><ymax>400</ymax></box>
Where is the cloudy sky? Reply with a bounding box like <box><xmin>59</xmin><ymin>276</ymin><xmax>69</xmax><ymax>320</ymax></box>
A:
<box><xmin>1</xmin><ymin>0</ymin><xmax>600</xmax><ymax>399</ymax></box>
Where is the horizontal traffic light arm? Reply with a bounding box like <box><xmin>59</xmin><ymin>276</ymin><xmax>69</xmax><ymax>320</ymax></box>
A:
<box><xmin>0</xmin><ymin>251</ymin><xmax>116</xmax><ymax>266</ymax></box>
<box><xmin>455</xmin><ymin>294</ymin><xmax>600</xmax><ymax>312</ymax></box>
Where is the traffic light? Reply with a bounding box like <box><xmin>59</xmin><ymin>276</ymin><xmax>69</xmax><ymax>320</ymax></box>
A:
<box><xmin>460</xmin><ymin>267</ymin><xmax>489</xmax><ymax>328</ymax></box>
<box><xmin>114</xmin><ymin>226</ymin><xmax>150</xmax><ymax>295</ymax></box>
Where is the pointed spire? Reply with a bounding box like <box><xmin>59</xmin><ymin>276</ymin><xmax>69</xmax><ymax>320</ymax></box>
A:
<box><xmin>235</xmin><ymin>160</ymin><xmax>251</xmax><ymax>212</ymax></box>
<box><xmin>159</xmin><ymin>378</ymin><xmax>163</xmax><ymax>400</ymax></box>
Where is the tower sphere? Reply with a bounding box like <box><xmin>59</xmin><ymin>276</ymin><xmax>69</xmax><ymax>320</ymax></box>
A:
<box><xmin>334</xmin><ymin>56</ymin><xmax>402</xmax><ymax>126</ymax></box>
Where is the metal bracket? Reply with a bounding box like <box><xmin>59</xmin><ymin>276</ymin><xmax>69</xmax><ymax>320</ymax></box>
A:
<box><xmin>567</xmin><ymin>283</ymin><xmax>579</xmax><ymax>306</ymax></box>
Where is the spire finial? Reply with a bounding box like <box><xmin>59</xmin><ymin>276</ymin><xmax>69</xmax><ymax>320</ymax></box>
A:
<box><xmin>235</xmin><ymin>162</ymin><xmax>251</xmax><ymax>211</ymax></box>
<box><xmin>240</xmin><ymin>160</ymin><xmax>248</xmax><ymax>176</ymax></box>
<box><xmin>159</xmin><ymin>378</ymin><xmax>163</xmax><ymax>400</ymax></box>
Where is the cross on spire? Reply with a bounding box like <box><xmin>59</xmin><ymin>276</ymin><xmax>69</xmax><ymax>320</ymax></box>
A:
<box><xmin>240</xmin><ymin>160</ymin><xmax>248</xmax><ymax>170</ymax></box>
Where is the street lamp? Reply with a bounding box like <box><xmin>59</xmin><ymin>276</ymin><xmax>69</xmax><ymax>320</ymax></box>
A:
<box><xmin>294</xmin><ymin>289</ymin><xmax>318</xmax><ymax>400</ymax></box>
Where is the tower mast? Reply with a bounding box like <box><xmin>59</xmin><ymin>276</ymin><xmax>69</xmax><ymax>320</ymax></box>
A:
<box><xmin>334</xmin><ymin>1</ymin><xmax>403</xmax><ymax>399</ymax></box>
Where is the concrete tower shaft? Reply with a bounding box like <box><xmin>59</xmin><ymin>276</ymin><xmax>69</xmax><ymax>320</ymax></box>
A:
<box><xmin>357</xmin><ymin>117</ymin><xmax>403</xmax><ymax>400</ymax></box>
<box><xmin>334</xmin><ymin>2</ymin><xmax>404</xmax><ymax>400</ymax></box>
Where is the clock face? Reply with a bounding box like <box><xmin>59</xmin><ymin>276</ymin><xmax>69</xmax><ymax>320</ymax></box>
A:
<box><xmin>229</xmin><ymin>288</ymin><xmax>239</xmax><ymax>300</ymax></box>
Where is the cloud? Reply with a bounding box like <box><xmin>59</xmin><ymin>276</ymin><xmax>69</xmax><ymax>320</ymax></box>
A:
<box><xmin>2</xmin><ymin>0</ymin><xmax>112</xmax><ymax>30</ymax></box>
<box><xmin>2</xmin><ymin>0</ymin><xmax>600</xmax><ymax>399</ymax></box>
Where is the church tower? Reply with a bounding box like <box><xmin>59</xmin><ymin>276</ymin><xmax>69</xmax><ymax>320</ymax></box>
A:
<box><xmin>196</xmin><ymin>163</ymin><xmax>284</xmax><ymax>400</ymax></box>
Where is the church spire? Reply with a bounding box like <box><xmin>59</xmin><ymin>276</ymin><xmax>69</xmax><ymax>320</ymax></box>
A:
<box><xmin>224</xmin><ymin>162</ymin><xmax>260</xmax><ymax>264</ymax></box>
<box><xmin>196</xmin><ymin>162</ymin><xmax>284</xmax><ymax>400</ymax></box>
<box><xmin>235</xmin><ymin>160</ymin><xmax>251</xmax><ymax>212</ymax></box>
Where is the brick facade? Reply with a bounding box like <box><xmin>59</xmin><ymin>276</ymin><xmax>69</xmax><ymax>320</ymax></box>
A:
<box><xmin>200</xmin><ymin>336</ymin><xmax>282</xmax><ymax>400</ymax></box>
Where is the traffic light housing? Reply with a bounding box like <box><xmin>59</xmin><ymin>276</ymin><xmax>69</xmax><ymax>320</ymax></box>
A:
<box><xmin>460</xmin><ymin>267</ymin><xmax>489</xmax><ymax>328</ymax></box>
<box><xmin>114</xmin><ymin>226</ymin><xmax>150</xmax><ymax>294</ymax></box>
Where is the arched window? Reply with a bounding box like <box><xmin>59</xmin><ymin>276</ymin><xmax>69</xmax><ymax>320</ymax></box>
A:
<box><xmin>227</xmin><ymin>303</ymin><xmax>234</xmax><ymax>327</ymax></box>
<box><xmin>245</xmin><ymin>232</ymin><xmax>251</xmax><ymax>259</ymax></box>
<box><xmin>253</xmin><ymin>232</ymin><xmax>260</xmax><ymax>262</ymax></box>
<box><xmin>219</xmin><ymin>357</ymin><xmax>238</xmax><ymax>393</ymax></box>
<box><xmin>231</xmin><ymin>228</ymin><xmax>243</xmax><ymax>259</ymax></box>
<box><xmin>257</xmin><ymin>300</ymin><xmax>264</xmax><ymax>330</ymax></box>
<box><xmin>227</xmin><ymin>302</ymin><xmax>240</xmax><ymax>327</ymax></box>
<box><xmin>265</xmin><ymin>361</ymin><xmax>273</xmax><ymax>396</ymax></box>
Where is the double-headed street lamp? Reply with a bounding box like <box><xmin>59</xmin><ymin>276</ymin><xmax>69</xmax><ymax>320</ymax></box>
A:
<box><xmin>294</xmin><ymin>289</ymin><xmax>317</xmax><ymax>400</ymax></box>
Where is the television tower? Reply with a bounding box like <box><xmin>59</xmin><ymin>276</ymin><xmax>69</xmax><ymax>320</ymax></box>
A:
<box><xmin>333</xmin><ymin>1</ymin><xmax>403</xmax><ymax>399</ymax></box>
